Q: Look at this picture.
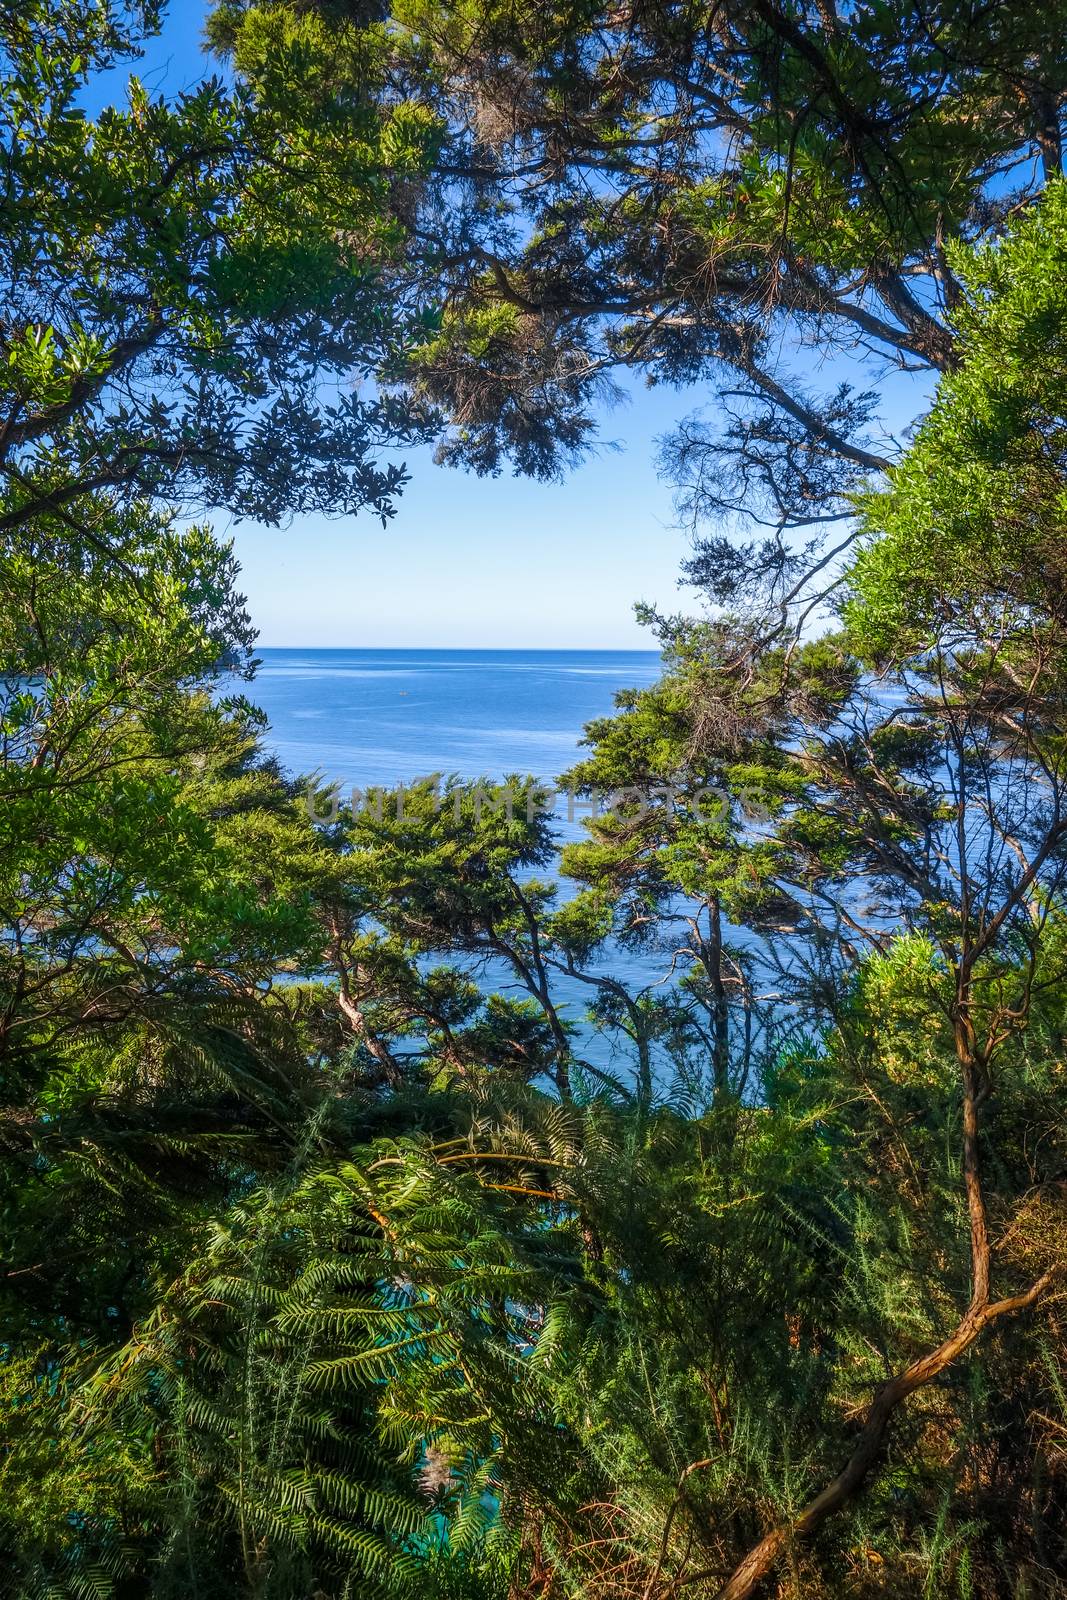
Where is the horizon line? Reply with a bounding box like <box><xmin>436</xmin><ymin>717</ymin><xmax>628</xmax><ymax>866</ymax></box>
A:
<box><xmin>253</xmin><ymin>643</ymin><xmax>663</xmax><ymax>653</ymax></box>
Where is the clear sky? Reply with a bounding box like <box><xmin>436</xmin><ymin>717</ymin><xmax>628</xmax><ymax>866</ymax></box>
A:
<box><xmin>223</xmin><ymin>390</ymin><xmax>694</xmax><ymax>650</ymax></box>
<box><xmin>90</xmin><ymin>4</ymin><xmax>928</xmax><ymax>649</ymax></box>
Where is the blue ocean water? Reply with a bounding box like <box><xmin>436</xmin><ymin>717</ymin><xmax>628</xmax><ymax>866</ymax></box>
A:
<box><xmin>250</xmin><ymin>647</ymin><xmax>663</xmax><ymax>798</ymax></box>
<box><xmin>249</xmin><ymin>649</ymin><xmax>667</xmax><ymax>1059</ymax></box>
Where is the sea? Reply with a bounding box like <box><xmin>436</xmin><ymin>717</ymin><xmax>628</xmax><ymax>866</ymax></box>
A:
<box><xmin>250</xmin><ymin>647</ymin><xmax>663</xmax><ymax>802</ymax></box>
<box><xmin>249</xmin><ymin>649</ymin><xmax>668</xmax><ymax>1068</ymax></box>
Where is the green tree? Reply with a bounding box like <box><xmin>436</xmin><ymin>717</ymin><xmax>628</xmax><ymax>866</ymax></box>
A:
<box><xmin>0</xmin><ymin>0</ymin><xmax>438</xmax><ymax>543</ymax></box>
<box><xmin>0</xmin><ymin>5</ymin><xmax>447</xmax><ymax>1588</ymax></box>
<box><xmin>6</xmin><ymin>7</ymin><xmax>1067</xmax><ymax>1599</ymax></box>
<box><xmin>524</xmin><ymin>184</ymin><xmax>1067</xmax><ymax>1600</ymax></box>
<box><xmin>357</xmin><ymin>0</ymin><xmax>1067</xmax><ymax>613</ymax></box>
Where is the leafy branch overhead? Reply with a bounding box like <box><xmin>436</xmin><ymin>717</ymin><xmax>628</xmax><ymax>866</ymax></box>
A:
<box><xmin>0</xmin><ymin>0</ymin><xmax>442</xmax><ymax>541</ymax></box>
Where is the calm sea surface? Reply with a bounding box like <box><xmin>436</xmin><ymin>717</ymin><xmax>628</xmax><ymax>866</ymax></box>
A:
<box><xmin>250</xmin><ymin>648</ymin><xmax>663</xmax><ymax>797</ymax></box>
<box><xmin>249</xmin><ymin>650</ymin><xmax>666</xmax><ymax>1047</ymax></box>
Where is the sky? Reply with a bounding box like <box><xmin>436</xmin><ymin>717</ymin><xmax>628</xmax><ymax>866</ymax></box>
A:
<box><xmin>223</xmin><ymin>392</ymin><xmax>694</xmax><ymax>650</ymax></box>
<box><xmin>88</xmin><ymin>3</ymin><xmax>929</xmax><ymax>649</ymax></box>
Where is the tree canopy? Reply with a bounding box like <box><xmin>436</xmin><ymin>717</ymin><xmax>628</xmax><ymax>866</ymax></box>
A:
<box><xmin>1</xmin><ymin>5</ymin><xmax>1066</xmax><ymax>1600</ymax></box>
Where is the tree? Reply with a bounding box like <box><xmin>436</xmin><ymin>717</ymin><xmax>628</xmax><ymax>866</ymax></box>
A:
<box><xmin>341</xmin><ymin>0</ymin><xmax>1067</xmax><ymax>624</ymax></box>
<box><xmin>0</xmin><ymin>0</ymin><xmax>439</xmax><ymax>545</ymax></box>
<box><xmin>5</xmin><ymin>5</ymin><xmax>1067</xmax><ymax>1596</ymax></box>
<box><xmin>0</xmin><ymin>0</ymin><xmax>449</xmax><ymax>1368</ymax></box>
<box><xmin>529</xmin><ymin>182</ymin><xmax>1067</xmax><ymax>1599</ymax></box>
<box><xmin>559</xmin><ymin>620</ymin><xmax>853</xmax><ymax>1104</ymax></box>
<box><xmin>0</xmin><ymin>6</ymin><xmax>452</xmax><ymax>1587</ymax></box>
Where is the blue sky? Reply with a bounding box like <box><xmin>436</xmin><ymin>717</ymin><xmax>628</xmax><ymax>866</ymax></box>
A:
<box><xmin>90</xmin><ymin>4</ymin><xmax>929</xmax><ymax>649</ymax></box>
<box><xmin>229</xmin><ymin>404</ymin><xmax>692</xmax><ymax>650</ymax></box>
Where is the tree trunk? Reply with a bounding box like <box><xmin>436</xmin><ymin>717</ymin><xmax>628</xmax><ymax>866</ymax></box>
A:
<box><xmin>713</xmin><ymin>1275</ymin><xmax>1050</xmax><ymax>1600</ymax></box>
<box><xmin>713</xmin><ymin>1002</ymin><xmax>1048</xmax><ymax>1600</ymax></box>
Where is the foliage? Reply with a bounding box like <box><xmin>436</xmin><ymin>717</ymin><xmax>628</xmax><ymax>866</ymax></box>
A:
<box><xmin>316</xmin><ymin>0</ymin><xmax>1067</xmax><ymax>620</ymax></box>
<box><xmin>849</xmin><ymin>176</ymin><xmax>1067</xmax><ymax>657</ymax></box>
<box><xmin>2</xmin><ymin>6</ymin><xmax>1067</xmax><ymax>1600</ymax></box>
<box><xmin>0</xmin><ymin>0</ymin><xmax>437</xmax><ymax>540</ymax></box>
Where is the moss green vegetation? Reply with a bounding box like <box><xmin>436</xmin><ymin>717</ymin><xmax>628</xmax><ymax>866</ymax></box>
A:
<box><xmin>1</xmin><ymin>4</ymin><xmax>1066</xmax><ymax>1598</ymax></box>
